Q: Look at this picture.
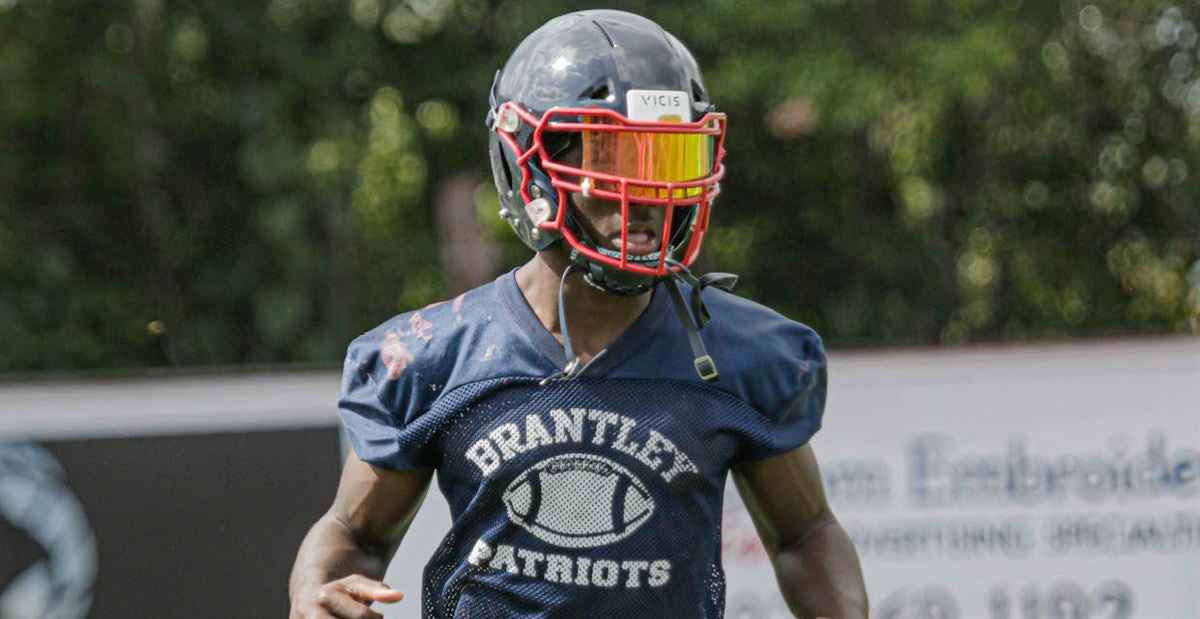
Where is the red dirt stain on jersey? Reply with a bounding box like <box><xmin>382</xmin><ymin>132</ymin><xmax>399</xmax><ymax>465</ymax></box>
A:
<box><xmin>452</xmin><ymin>293</ymin><xmax>466</xmax><ymax>321</ymax></box>
<box><xmin>381</xmin><ymin>329</ymin><xmax>415</xmax><ymax>380</ymax></box>
<box><xmin>409</xmin><ymin>312</ymin><xmax>434</xmax><ymax>342</ymax></box>
<box><xmin>423</xmin><ymin>301</ymin><xmax>445</xmax><ymax>310</ymax></box>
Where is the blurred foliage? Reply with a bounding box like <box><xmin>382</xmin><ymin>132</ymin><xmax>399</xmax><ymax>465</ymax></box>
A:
<box><xmin>0</xmin><ymin>0</ymin><xmax>1196</xmax><ymax>371</ymax></box>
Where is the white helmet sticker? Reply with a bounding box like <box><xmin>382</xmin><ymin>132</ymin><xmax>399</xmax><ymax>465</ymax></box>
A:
<box><xmin>625</xmin><ymin>89</ymin><xmax>691</xmax><ymax>122</ymax></box>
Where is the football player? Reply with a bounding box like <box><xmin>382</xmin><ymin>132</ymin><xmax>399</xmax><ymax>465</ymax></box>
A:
<box><xmin>290</xmin><ymin>9</ymin><xmax>868</xmax><ymax>618</ymax></box>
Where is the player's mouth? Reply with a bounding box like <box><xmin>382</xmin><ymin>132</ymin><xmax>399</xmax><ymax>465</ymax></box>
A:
<box><xmin>613</xmin><ymin>225</ymin><xmax>659</xmax><ymax>256</ymax></box>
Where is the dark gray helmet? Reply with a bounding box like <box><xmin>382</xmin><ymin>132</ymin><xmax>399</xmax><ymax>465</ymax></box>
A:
<box><xmin>486</xmin><ymin>9</ymin><xmax>726</xmax><ymax>295</ymax></box>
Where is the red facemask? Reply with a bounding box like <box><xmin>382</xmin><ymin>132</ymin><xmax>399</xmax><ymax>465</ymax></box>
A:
<box><xmin>495</xmin><ymin>102</ymin><xmax>727</xmax><ymax>277</ymax></box>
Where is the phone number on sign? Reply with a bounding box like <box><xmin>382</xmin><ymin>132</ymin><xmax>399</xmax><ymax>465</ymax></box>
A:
<box><xmin>726</xmin><ymin>580</ymin><xmax>1133</xmax><ymax>619</ymax></box>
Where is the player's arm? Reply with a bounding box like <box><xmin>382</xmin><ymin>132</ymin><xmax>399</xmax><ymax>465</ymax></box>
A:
<box><xmin>289</xmin><ymin>452</ymin><xmax>434</xmax><ymax>619</ymax></box>
<box><xmin>732</xmin><ymin>443</ymin><xmax>868</xmax><ymax>619</ymax></box>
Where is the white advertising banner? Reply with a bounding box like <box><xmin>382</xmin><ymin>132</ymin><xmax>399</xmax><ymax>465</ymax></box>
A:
<box><xmin>382</xmin><ymin>338</ymin><xmax>1200</xmax><ymax>618</ymax></box>
<box><xmin>723</xmin><ymin>338</ymin><xmax>1200</xmax><ymax>619</ymax></box>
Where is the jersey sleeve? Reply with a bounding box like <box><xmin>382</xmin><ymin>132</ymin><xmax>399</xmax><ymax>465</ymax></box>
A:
<box><xmin>337</xmin><ymin>325</ymin><xmax>441</xmax><ymax>470</ymax></box>
<box><xmin>734</xmin><ymin>322</ymin><xmax>828</xmax><ymax>462</ymax></box>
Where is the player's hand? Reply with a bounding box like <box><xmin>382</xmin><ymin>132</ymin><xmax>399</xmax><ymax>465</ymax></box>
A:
<box><xmin>291</xmin><ymin>574</ymin><xmax>404</xmax><ymax>619</ymax></box>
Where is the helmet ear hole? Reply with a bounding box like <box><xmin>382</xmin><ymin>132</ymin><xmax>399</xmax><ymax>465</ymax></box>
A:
<box><xmin>582</xmin><ymin>78</ymin><xmax>613</xmax><ymax>102</ymax></box>
<box><xmin>690</xmin><ymin>79</ymin><xmax>709</xmax><ymax>110</ymax></box>
<box><xmin>588</xmin><ymin>83</ymin><xmax>610</xmax><ymax>101</ymax></box>
<box><xmin>496</xmin><ymin>142</ymin><xmax>517</xmax><ymax>196</ymax></box>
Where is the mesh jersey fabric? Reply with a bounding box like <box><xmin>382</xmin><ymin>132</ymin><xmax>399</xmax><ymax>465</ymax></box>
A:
<box><xmin>338</xmin><ymin>270</ymin><xmax>827</xmax><ymax>618</ymax></box>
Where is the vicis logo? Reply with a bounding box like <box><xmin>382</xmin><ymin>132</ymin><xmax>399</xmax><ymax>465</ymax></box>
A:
<box><xmin>625</xmin><ymin>89</ymin><xmax>691</xmax><ymax>123</ymax></box>
<box><xmin>502</xmin><ymin>453</ymin><xmax>655</xmax><ymax>548</ymax></box>
<box><xmin>638</xmin><ymin>93</ymin><xmax>682</xmax><ymax>107</ymax></box>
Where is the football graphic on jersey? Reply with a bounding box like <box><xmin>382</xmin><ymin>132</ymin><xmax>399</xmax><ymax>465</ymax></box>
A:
<box><xmin>502</xmin><ymin>453</ymin><xmax>655</xmax><ymax>548</ymax></box>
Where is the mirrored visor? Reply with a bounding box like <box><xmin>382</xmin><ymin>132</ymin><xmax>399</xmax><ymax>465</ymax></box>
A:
<box><xmin>577</xmin><ymin>117</ymin><xmax>717</xmax><ymax>199</ymax></box>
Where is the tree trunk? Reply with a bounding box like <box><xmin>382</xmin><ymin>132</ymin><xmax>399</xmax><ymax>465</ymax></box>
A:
<box><xmin>435</xmin><ymin>172</ymin><xmax>500</xmax><ymax>294</ymax></box>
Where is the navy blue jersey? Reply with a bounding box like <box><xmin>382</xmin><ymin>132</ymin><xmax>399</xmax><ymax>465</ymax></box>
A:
<box><xmin>339</xmin><ymin>271</ymin><xmax>826</xmax><ymax>618</ymax></box>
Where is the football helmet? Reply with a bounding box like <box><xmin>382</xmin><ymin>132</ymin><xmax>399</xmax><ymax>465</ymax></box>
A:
<box><xmin>486</xmin><ymin>9</ymin><xmax>727</xmax><ymax>295</ymax></box>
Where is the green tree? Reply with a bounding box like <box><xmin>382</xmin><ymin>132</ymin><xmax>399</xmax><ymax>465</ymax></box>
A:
<box><xmin>0</xmin><ymin>0</ymin><xmax>1194</xmax><ymax>372</ymax></box>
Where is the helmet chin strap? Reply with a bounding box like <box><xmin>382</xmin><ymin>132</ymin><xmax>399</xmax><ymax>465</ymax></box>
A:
<box><xmin>546</xmin><ymin>202</ymin><xmax>738</xmax><ymax>384</ymax></box>
<box><xmin>540</xmin><ymin>263</ymin><xmax>586</xmax><ymax>385</ymax></box>
<box><xmin>542</xmin><ymin>255</ymin><xmax>739</xmax><ymax>385</ymax></box>
<box><xmin>663</xmin><ymin>262</ymin><xmax>738</xmax><ymax>382</ymax></box>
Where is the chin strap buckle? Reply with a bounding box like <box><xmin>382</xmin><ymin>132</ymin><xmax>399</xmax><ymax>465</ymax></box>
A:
<box><xmin>693</xmin><ymin>355</ymin><xmax>720</xmax><ymax>382</ymax></box>
<box><xmin>666</xmin><ymin>274</ymin><xmax>730</xmax><ymax>383</ymax></box>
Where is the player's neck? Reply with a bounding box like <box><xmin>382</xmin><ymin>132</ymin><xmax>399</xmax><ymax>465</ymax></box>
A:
<box><xmin>515</xmin><ymin>251</ymin><xmax>654</xmax><ymax>363</ymax></box>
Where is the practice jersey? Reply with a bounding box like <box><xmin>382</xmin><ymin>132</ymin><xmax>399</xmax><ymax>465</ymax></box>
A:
<box><xmin>338</xmin><ymin>270</ymin><xmax>827</xmax><ymax>618</ymax></box>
